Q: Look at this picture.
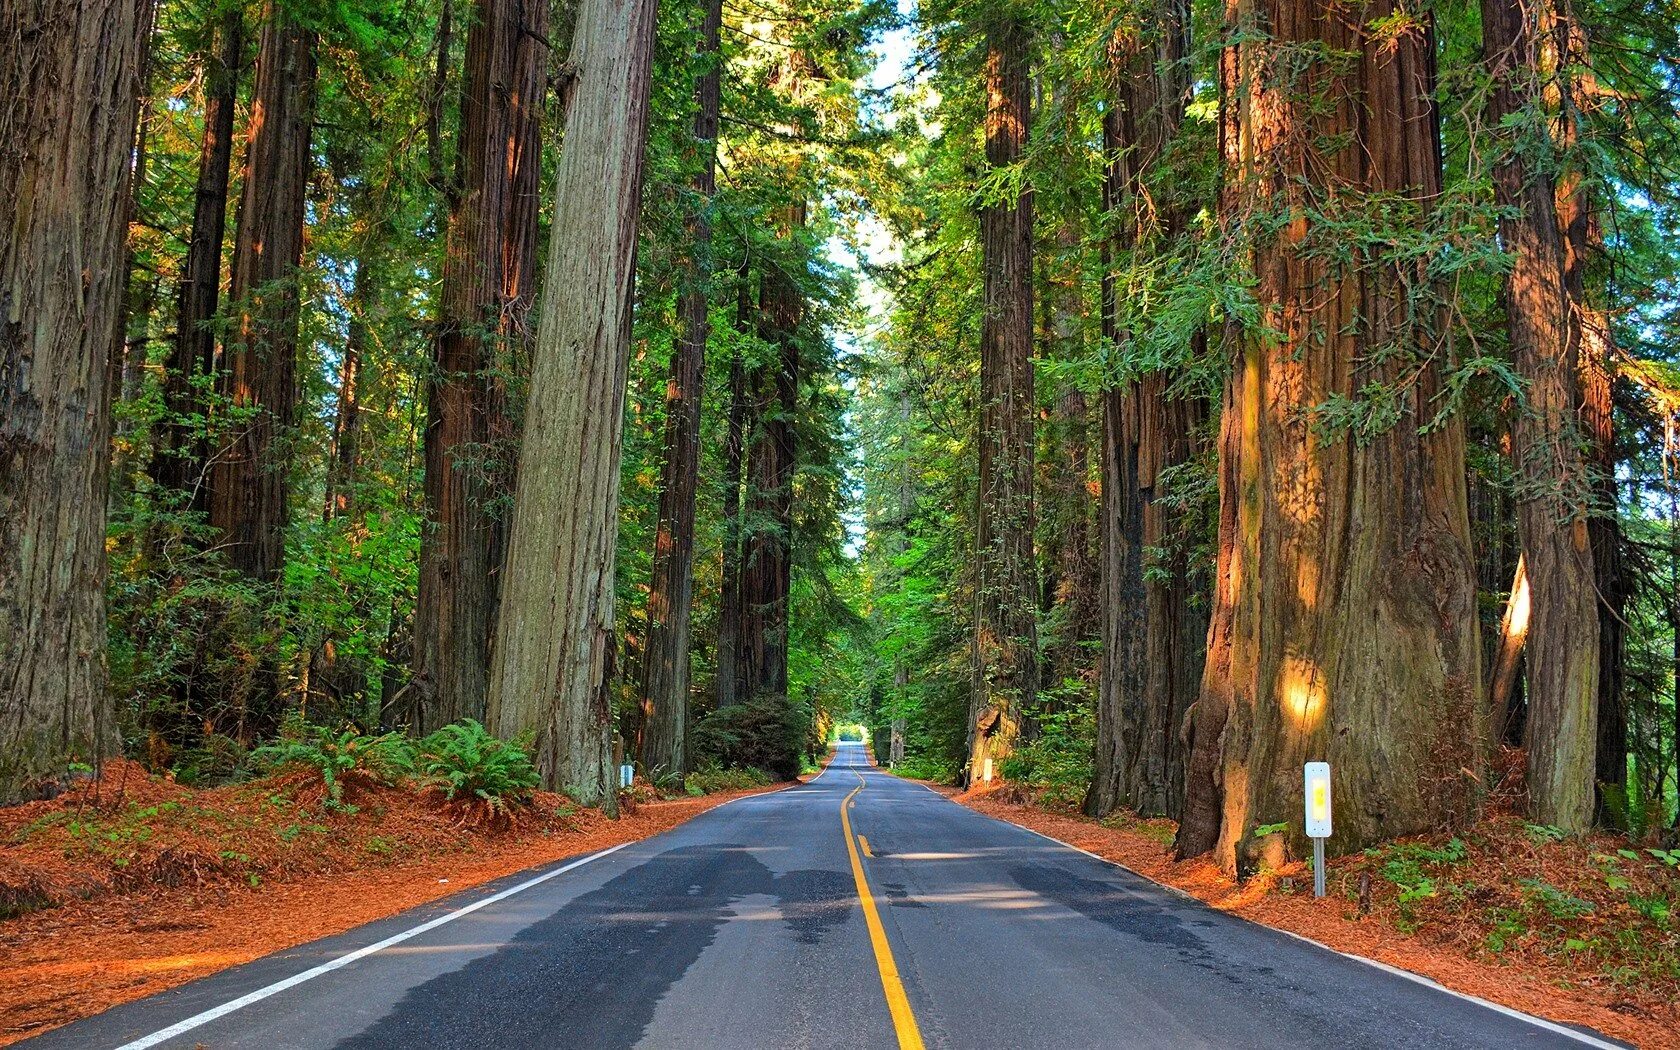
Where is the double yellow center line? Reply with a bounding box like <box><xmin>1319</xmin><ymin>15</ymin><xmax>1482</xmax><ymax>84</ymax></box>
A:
<box><xmin>840</xmin><ymin>770</ymin><xmax>926</xmax><ymax>1050</ymax></box>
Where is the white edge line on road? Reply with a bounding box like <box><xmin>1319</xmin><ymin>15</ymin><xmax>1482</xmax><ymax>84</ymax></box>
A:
<box><xmin>114</xmin><ymin>769</ymin><xmax>815</xmax><ymax>1049</ymax></box>
<box><xmin>911</xmin><ymin>780</ymin><xmax>1625</xmax><ymax>1050</ymax></box>
<box><xmin>114</xmin><ymin>841</ymin><xmax>635</xmax><ymax>1050</ymax></box>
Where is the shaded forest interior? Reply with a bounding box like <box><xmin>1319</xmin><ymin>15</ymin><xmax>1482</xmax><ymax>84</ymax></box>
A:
<box><xmin>6</xmin><ymin>0</ymin><xmax>1680</xmax><ymax>879</ymax></box>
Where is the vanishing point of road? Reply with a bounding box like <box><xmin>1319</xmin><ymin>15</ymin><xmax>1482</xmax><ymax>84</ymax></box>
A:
<box><xmin>28</xmin><ymin>743</ymin><xmax>1623</xmax><ymax>1049</ymax></box>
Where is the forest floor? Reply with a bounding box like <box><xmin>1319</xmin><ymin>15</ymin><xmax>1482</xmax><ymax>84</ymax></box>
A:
<box><xmin>0</xmin><ymin>759</ymin><xmax>796</xmax><ymax>1046</ymax></box>
<box><xmin>945</xmin><ymin>781</ymin><xmax>1680</xmax><ymax>1049</ymax></box>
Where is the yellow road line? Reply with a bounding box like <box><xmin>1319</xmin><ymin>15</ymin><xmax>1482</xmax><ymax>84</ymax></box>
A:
<box><xmin>859</xmin><ymin>835</ymin><xmax>874</xmax><ymax>858</ymax></box>
<box><xmin>841</xmin><ymin>773</ymin><xmax>925</xmax><ymax>1050</ymax></box>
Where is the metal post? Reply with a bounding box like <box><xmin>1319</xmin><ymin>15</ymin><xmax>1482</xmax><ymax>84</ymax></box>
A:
<box><xmin>1312</xmin><ymin>837</ymin><xmax>1326</xmax><ymax>898</ymax></box>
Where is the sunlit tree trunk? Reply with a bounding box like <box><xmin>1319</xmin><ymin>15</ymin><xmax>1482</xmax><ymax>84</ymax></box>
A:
<box><xmin>325</xmin><ymin>248</ymin><xmax>372</xmax><ymax>522</ymax></box>
<box><xmin>968</xmin><ymin>17</ymin><xmax>1038</xmax><ymax>783</ymax></box>
<box><xmin>1483</xmin><ymin>0</ymin><xmax>1599</xmax><ymax>832</ymax></box>
<box><xmin>1085</xmin><ymin>0</ymin><xmax>1205</xmax><ymax>822</ymax></box>
<box><xmin>1178</xmin><ymin>0</ymin><xmax>1483</xmax><ymax>873</ymax></box>
<box><xmin>154</xmin><ymin>6</ymin><xmax>242</xmax><ymax>506</ymax></box>
<box><xmin>639</xmin><ymin>0</ymin><xmax>722</xmax><ymax>775</ymax></box>
<box><xmin>486</xmin><ymin>0</ymin><xmax>659</xmax><ymax>808</ymax></box>
<box><xmin>210</xmin><ymin>3</ymin><xmax>315</xmax><ymax>582</ymax></box>
<box><xmin>411</xmin><ymin>0</ymin><xmax>547</xmax><ymax>732</ymax></box>
<box><xmin>0</xmin><ymin>0</ymin><xmax>148</xmax><ymax>801</ymax></box>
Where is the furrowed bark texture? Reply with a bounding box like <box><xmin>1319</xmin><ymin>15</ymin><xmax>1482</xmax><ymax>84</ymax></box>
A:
<box><xmin>1178</xmin><ymin>0</ymin><xmax>1483</xmax><ymax>874</ymax></box>
<box><xmin>715</xmin><ymin>266</ymin><xmax>753</xmax><ymax>710</ymax></box>
<box><xmin>1482</xmin><ymin>0</ymin><xmax>1599</xmax><ymax>832</ymax></box>
<box><xmin>741</xmin><ymin>205</ymin><xmax>805</xmax><ymax>725</ymax></box>
<box><xmin>209</xmin><ymin>4</ymin><xmax>316</xmax><ymax>581</ymax></box>
<box><xmin>968</xmin><ymin>18</ymin><xmax>1038</xmax><ymax>783</ymax></box>
<box><xmin>486</xmin><ymin>0</ymin><xmax>658</xmax><ymax>808</ymax></box>
<box><xmin>1086</xmin><ymin>0</ymin><xmax>1206</xmax><ymax>822</ymax></box>
<box><xmin>638</xmin><ymin>0</ymin><xmax>722</xmax><ymax>775</ymax></box>
<box><xmin>412</xmin><ymin>0</ymin><xmax>547</xmax><ymax>732</ymax></box>
<box><xmin>154</xmin><ymin>6</ymin><xmax>241</xmax><ymax>504</ymax></box>
<box><xmin>1</xmin><ymin>0</ymin><xmax>148</xmax><ymax>800</ymax></box>
<box><xmin>1550</xmin><ymin>6</ymin><xmax>1625</xmax><ymax>817</ymax></box>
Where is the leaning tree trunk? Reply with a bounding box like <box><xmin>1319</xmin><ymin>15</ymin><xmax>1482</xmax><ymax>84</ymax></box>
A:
<box><xmin>1086</xmin><ymin>0</ymin><xmax>1204</xmax><ymax>823</ymax></box>
<box><xmin>154</xmin><ymin>5</ymin><xmax>242</xmax><ymax>506</ymax></box>
<box><xmin>1177</xmin><ymin>0</ymin><xmax>1483</xmax><ymax>875</ymax></box>
<box><xmin>1</xmin><ymin>0</ymin><xmax>148</xmax><ymax>802</ymax></box>
<box><xmin>638</xmin><ymin>0</ymin><xmax>722</xmax><ymax>776</ymax></box>
<box><xmin>1483</xmin><ymin>0</ymin><xmax>1599</xmax><ymax>833</ymax></box>
<box><xmin>486</xmin><ymin>0</ymin><xmax>659</xmax><ymax>809</ymax></box>
<box><xmin>411</xmin><ymin>0</ymin><xmax>547</xmax><ymax>732</ymax></box>
<box><xmin>967</xmin><ymin>18</ymin><xmax>1038</xmax><ymax>783</ymax></box>
<box><xmin>209</xmin><ymin>4</ymin><xmax>315</xmax><ymax>582</ymax></box>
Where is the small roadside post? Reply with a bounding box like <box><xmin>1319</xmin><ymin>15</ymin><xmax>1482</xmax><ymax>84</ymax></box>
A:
<box><xmin>982</xmin><ymin>758</ymin><xmax>994</xmax><ymax>784</ymax></box>
<box><xmin>1304</xmin><ymin>762</ymin><xmax>1332</xmax><ymax>898</ymax></box>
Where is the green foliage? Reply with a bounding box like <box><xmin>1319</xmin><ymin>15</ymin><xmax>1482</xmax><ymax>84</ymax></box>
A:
<box><xmin>1364</xmin><ymin>838</ymin><xmax>1470</xmax><ymax>928</ymax></box>
<box><xmin>251</xmin><ymin>720</ymin><xmax>415</xmax><ymax>810</ymax></box>
<box><xmin>415</xmin><ymin>720</ymin><xmax>540</xmax><ymax>816</ymax></box>
<box><xmin>683</xmin><ymin>765</ymin><xmax>775</xmax><ymax>796</ymax></box>
<box><xmin>996</xmin><ymin>708</ymin><xmax>1094</xmax><ymax>807</ymax></box>
<box><xmin>691</xmin><ymin>697</ymin><xmax>809</xmax><ymax>782</ymax></box>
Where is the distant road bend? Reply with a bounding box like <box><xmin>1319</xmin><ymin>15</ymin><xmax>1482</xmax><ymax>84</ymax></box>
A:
<box><xmin>31</xmin><ymin>742</ymin><xmax>1624</xmax><ymax>1049</ymax></box>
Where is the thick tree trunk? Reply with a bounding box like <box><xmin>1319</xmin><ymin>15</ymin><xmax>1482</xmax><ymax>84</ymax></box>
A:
<box><xmin>716</xmin><ymin>267</ymin><xmax>753</xmax><ymax>710</ymax></box>
<box><xmin>154</xmin><ymin>7</ymin><xmax>241</xmax><ymax>506</ymax></box>
<box><xmin>209</xmin><ymin>4</ymin><xmax>315</xmax><ymax>581</ymax></box>
<box><xmin>967</xmin><ymin>19</ymin><xmax>1037</xmax><ymax>783</ymax></box>
<box><xmin>1085</xmin><ymin>0</ymin><xmax>1204</xmax><ymax>822</ymax></box>
<box><xmin>1482</xmin><ymin>0</ymin><xmax>1599</xmax><ymax>832</ymax></box>
<box><xmin>486</xmin><ymin>0</ymin><xmax>659</xmax><ymax>808</ymax></box>
<box><xmin>1550</xmin><ymin>8</ymin><xmax>1625</xmax><ymax>819</ymax></box>
<box><xmin>0</xmin><ymin>0</ymin><xmax>148</xmax><ymax>801</ymax></box>
<box><xmin>740</xmin><ymin>206</ymin><xmax>804</xmax><ymax>740</ymax></box>
<box><xmin>411</xmin><ymin>0</ymin><xmax>547</xmax><ymax>732</ymax></box>
<box><xmin>1177</xmin><ymin>0</ymin><xmax>1483</xmax><ymax>874</ymax></box>
<box><xmin>638</xmin><ymin>0</ymin><xmax>721</xmax><ymax>776</ymax></box>
<box><xmin>1489</xmin><ymin>555</ymin><xmax>1531</xmax><ymax>743</ymax></box>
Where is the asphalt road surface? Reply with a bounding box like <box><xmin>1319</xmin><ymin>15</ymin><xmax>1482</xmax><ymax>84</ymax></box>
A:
<box><xmin>29</xmin><ymin>742</ymin><xmax>1622</xmax><ymax>1049</ymax></box>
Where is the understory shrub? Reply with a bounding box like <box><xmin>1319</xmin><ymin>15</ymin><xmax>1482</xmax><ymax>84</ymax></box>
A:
<box><xmin>691</xmin><ymin>695</ymin><xmax>809</xmax><ymax>780</ymax></box>
<box><xmin>416</xmin><ymin>719</ymin><xmax>540</xmax><ymax>817</ymax></box>
<box><xmin>683</xmin><ymin>765</ymin><xmax>774</xmax><ymax>796</ymax></box>
<box><xmin>251</xmin><ymin>719</ymin><xmax>415</xmax><ymax>809</ymax></box>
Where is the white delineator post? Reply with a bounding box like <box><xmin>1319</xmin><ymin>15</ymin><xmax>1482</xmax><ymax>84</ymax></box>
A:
<box><xmin>982</xmin><ymin>758</ymin><xmax>994</xmax><ymax>784</ymax></box>
<box><xmin>1304</xmin><ymin>762</ymin><xmax>1332</xmax><ymax>898</ymax></box>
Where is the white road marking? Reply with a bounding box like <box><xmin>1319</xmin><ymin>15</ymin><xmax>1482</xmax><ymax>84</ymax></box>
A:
<box><xmin>115</xmin><ymin>842</ymin><xmax>634</xmax><ymax>1050</ymax></box>
<box><xmin>951</xmin><ymin>800</ymin><xmax>1626</xmax><ymax>1050</ymax></box>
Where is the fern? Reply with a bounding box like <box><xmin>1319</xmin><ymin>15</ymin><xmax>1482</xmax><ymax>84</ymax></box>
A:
<box><xmin>415</xmin><ymin>719</ymin><xmax>540</xmax><ymax>819</ymax></box>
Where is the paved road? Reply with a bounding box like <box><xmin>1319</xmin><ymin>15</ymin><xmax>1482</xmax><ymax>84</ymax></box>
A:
<box><xmin>30</xmin><ymin>742</ymin><xmax>1619</xmax><ymax>1049</ymax></box>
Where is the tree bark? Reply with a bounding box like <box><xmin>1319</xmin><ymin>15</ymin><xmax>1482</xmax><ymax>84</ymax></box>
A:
<box><xmin>716</xmin><ymin>267</ymin><xmax>753</xmax><ymax>710</ymax></box>
<box><xmin>741</xmin><ymin>205</ymin><xmax>805</xmax><ymax>733</ymax></box>
<box><xmin>1549</xmin><ymin>6</ymin><xmax>1625</xmax><ymax>820</ymax></box>
<box><xmin>1177</xmin><ymin>0</ymin><xmax>1483</xmax><ymax>873</ymax></box>
<box><xmin>209</xmin><ymin>3</ymin><xmax>315</xmax><ymax>582</ymax></box>
<box><xmin>324</xmin><ymin>251</ymin><xmax>371</xmax><ymax>522</ymax></box>
<box><xmin>411</xmin><ymin>0</ymin><xmax>547</xmax><ymax>732</ymax></box>
<box><xmin>1</xmin><ymin>0</ymin><xmax>148</xmax><ymax>801</ymax></box>
<box><xmin>968</xmin><ymin>17</ymin><xmax>1038</xmax><ymax>783</ymax></box>
<box><xmin>1085</xmin><ymin>0</ymin><xmax>1205</xmax><ymax>823</ymax></box>
<box><xmin>1489</xmin><ymin>555</ymin><xmax>1531</xmax><ymax>743</ymax></box>
<box><xmin>486</xmin><ymin>0</ymin><xmax>659</xmax><ymax>808</ymax></box>
<box><xmin>1482</xmin><ymin>0</ymin><xmax>1599</xmax><ymax>832</ymax></box>
<box><xmin>154</xmin><ymin>6</ymin><xmax>242</xmax><ymax>506</ymax></box>
<box><xmin>638</xmin><ymin>0</ymin><xmax>722</xmax><ymax>776</ymax></box>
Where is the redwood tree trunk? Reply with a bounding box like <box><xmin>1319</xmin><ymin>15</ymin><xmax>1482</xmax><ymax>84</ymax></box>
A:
<box><xmin>1483</xmin><ymin>0</ymin><xmax>1600</xmax><ymax>832</ymax></box>
<box><xmin>486</xmin><ymin>0</ymin><xmax>659</xmax><ymax>808</ymax></box>
<box><xmin>1085</xmin><ymin>0</ymin><xmax>1205</xmax><ymax>823</ymax></box>
<box><xmin>638</xmin><ymin>0</ymin><xmax>721</xmax><ymax>775</ymax></box>
<box><xmin>1178</xmin><ymin>0</ymin><xmax>1483</xmax><ymax>874</ymax></box>
<box><xmin>1</xmin><ymin>0</ymin><xmax>148</xmax><ymax>801</ymax></box>
<box><xmin>411</xmin><ymin>0</ymin><xmax>547</xmax><ymax>732</ymax></box>
<box><xmin>716</xmin><ymin>268</ymin><xmax>752</xmax><ymax>710</ymax></box>
<box><xmin>740</xmin><ymin>205</ymin><xmax>805</xmax><ymax>763</ymax></box>
<box><xmin>209</xmin><ymin>4</ymin><xmax>316</xmax><ymax>581</ymax></box>
<box><xmin>154</xmin><ymin>6</ymin><xmax>242</xmax><ymax>505</ymax></box>
<box><xmin>967</xmin><ymin>19</ymin><xmax>1038</xmax><ymax>782</ymax></box>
